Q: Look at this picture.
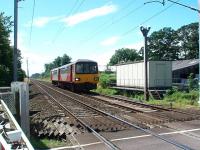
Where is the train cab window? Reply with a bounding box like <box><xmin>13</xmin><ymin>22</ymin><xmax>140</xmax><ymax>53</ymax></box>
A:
<box><xmin>90</xmin><ymin>64</ymin><xmax>98</xmax><ymax>73</ymax></box>
<box><xmin>76</xmin><ymin>62</ymin><xmax>98</xmax><ymax>74</ymax></box>
<box><xmin>76</xmin><ymin>64</ymin><xmax>84</xmax><ymax>73</ymax></box>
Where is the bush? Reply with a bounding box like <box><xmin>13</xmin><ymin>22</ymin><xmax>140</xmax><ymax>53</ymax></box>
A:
<box><xmin>94</xmin><ymin>87</ymin><xmax>117</xmax><ymax>95</ymax></box>
<box><xmin>188</xmin><ymin>73</ymin><xmax>198</xmax><ymax>91</ymax></box>
<box><xmin>98</xmin><ymin>72</ymin><xmax>116</xmax><ymax>88</ymax></box>
<box><xmin>166</xmin><ymin>87</ymin><xmax>178</xmax><ymax>96</ymax></box>
<box><xmin>164</xmin><ymin>90</ymin><xmax>199</xmax><ymax>106</ymax></box>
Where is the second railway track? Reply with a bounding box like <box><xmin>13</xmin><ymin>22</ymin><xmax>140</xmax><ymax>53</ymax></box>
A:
<box><xmin>31</xmin><ymin>80</ymin><xmax>195</xmax><ymax>150</ymax></box>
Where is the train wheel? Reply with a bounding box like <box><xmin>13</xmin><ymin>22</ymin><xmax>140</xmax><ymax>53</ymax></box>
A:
<box><xmin>71</xmin><ymin>84</ymin><xmax>75</xmax><ymax>92</ymax></box>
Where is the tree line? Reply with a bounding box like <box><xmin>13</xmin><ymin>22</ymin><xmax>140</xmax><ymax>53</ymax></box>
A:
<box><xmin>32</xmin><ymin>22</ymin><xmax>198</xmax><ymax>78</ymax></box>
<box><xmin>31</xmin><ymin>54</ymin><xmax>71</xmax><ymax>78</ymax></box>
<box><xmin>109</xmin><ymin>22</ymin><xmax>198</xmax><ymax>65</ymax></box>
<box><xmin>0</xmin><ymin>13</ymin><xmax>25</xmax><ymax>86</ymax></box>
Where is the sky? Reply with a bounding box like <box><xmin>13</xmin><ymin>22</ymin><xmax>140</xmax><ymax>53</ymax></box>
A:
<box><xmin>0</xmin><ymin>0</ymin><xmax>198</xmax><ymax>75</ymax></box>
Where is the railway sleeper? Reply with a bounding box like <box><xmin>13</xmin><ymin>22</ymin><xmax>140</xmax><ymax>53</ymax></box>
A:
<box><xmin>53</xmin><ymin>130</ymin><xmax>59</xmax><ymax>136</ymax></box>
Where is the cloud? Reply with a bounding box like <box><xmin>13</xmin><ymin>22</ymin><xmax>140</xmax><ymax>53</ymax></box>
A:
<box><xmin>90</xmin><ymin>51</ymin><xmax>114</xmax><ymax>71</ymax></box>
<box><xmin>100</xmin><ymin>36</ymin><xmax>120</xmax><ymax>46</ymax></box>
<box><xmin>125</xmin><ymin>41</ymin><xmax>143</xmax><ymax>50</ymax></box>
<box><xmin>10</xmin><ymin>32</ymin><xmax>54</xmax><ymax>75</ymax></box>
<box><xmin>22</xmin><ymin>51</ymin><xmax>54</xmax><ymax>75</ymax></box>
<box><xmin>61</xmin><ymin>4</ymin><xmax>117</xmax><ymax>26</ymax></box>
<box><xmin>25</xmin><ymin>16</ymin><xmax>62</xmax><ymax>28</ymax></box>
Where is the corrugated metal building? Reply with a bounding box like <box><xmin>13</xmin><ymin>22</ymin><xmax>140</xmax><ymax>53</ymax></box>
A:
<box><xmin>172</xmin><ymin>59</ymin><xmax>199</xmax><ymax>83</ymax></box>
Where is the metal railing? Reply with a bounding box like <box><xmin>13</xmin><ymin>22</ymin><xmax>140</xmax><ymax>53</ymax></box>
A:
<box><xmin>0</xmin><ymin>100</ymin><xmax>34</xmax><ymax>150</ymax></box>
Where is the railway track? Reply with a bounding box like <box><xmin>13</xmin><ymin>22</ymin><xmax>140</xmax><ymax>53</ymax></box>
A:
<box><xmin>31</xmin><ymin>80</ymin><xmax>193</xmax><ymax>150</ymax></box>
<box><xmin>98</xmin><ymin>94</ymin><xmax>200</xmax><ymax>116</ymax></box>
<box><xmin>32</xmin><ymin>80</ymin><xmax>121</xmax><ymax>150</ymax></box>
<box><xmin>82</xmin><ymin>93</ymin><xmax>200</xmax><ymax>122</ymax></box>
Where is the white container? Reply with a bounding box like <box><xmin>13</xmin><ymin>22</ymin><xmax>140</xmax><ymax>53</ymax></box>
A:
<box><xmin>116</xmin><ymin>61</ymin><xmax>172</xmax><ymax>88</ymax></box>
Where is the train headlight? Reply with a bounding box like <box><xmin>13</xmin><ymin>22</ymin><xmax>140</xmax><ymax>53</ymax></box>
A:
<box><xmin>75</xmin><ymin>78</ymin><xmax>80</xmax><ymax>81</ymax></box>
<box><xmin>94</xmin><ymin>77</ymin><xmax>99</xmax><ymax>81</ymax></box>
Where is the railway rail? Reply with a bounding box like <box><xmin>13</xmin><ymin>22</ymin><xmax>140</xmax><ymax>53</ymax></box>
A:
<box><xmin>98</xmin><ymin>94</ymin><xmax>200</xmax><ymax>117</ymax></box>
<box><xmin>82</xmin><ymin>93</ymin><xmax>200</xmax><ymax>123</ymax></box>
<box><xmin>32</xmin><ymin>80</ymin><xmax>193</xmax><ymax>150</ymax></box>
<box><xmin>32</xmin><ymin>80</ymin><xmax>121</xmax><ymax>150</ymax></box>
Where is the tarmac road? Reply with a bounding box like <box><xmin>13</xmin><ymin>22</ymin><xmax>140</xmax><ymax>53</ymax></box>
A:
<box><xmin>76</xmin><ymin>120</ymin><xmax>200</xmax><ymax>150</ymax></box>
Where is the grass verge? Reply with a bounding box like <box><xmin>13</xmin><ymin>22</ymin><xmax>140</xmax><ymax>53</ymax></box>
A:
<box><xmin>93</xmin><ymin>87</ymin><xmax>117</xmax><ymax>95</ymax></box>
<box><xmin>147</xmin><ymin>90</ymin><xmax>199</xmax><ymax>109</ymax></box>
<box><xmin>30</xmin><ymin>137</ymin><xmax>71</xmax><ymax>149</ymax></box>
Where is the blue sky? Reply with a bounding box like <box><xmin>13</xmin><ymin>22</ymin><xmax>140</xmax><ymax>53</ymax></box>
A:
<box><xmin>1</xmin><ymin>0</ymin><xmax>198</xmax><ymax>75</ymax></box>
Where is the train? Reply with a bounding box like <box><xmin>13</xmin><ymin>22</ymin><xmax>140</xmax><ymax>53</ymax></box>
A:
<box><xmin>50</xmin><ymin>59</ymin><xmax>99</xmax><ymax>91</ymax></box>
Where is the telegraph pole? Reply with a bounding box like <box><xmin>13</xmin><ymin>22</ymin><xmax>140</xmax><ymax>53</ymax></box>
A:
<box><xmin>140</xmin><ymin>26</ymin><xmax>150</xmax><ymax>101</ymax></box>
<box><xmin>198</xmin><ymin>0</ymin><xmax>200</xmax><ymax>105</ymax></box>
<box><xmin>26</xmin><ymin>58</ymin><xmax>29</xmax><ymax>81</ymax></box>
<box><xmin>144</xmin><ymin>0</ymin><xmax>200</xmax><ymax>104</ymax></box>
<box><xmin>13</xmin><ymin>0</ymin><xmax>18</xmax><ymax>81</ymax></box>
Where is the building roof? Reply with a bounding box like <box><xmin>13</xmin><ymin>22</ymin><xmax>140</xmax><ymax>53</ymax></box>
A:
<box><xmin>172</xmin><ymin>59</ymin><xmax>199</xmax><ymax>71</ymax></box>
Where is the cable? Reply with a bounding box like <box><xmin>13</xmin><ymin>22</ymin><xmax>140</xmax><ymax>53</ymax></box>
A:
<box><xmin>79</xmin><ymin>3</ymin><xmax>144</xmax><ymax>46</ymax></box>
<box><xmin>52</xmin><ymin>0</ymin><xmax>86</xmax><ymax>43</ymax></box>
<box><xmin>78</xmin><ymin>0</ymin><xmax>180</xmax><ymax>48</ymax></box>
<box><xmin>52</xmin><ymin>0</ymin><xmax>80</xmax><ymax>43</ymax></box>
<box><xmin>121</xmin><ymin>0</ymin><xmax>181</xmax><ymax>36</ymax></box>
<box><xmin>72</xmin><ymin>0</ymin><xmax>86</xmax><ymax>14</ymax></box>
<box><xmin>29</xmin><ymin>0</ymin><xmax>36</xmax><ymax>46</ymax></box>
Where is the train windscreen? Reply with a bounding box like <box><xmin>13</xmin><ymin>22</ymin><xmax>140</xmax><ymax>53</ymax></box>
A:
<box><xmin>76</xmin><ymin>62</ymin><xmax>98</xmax><ymax>74</ymax></box>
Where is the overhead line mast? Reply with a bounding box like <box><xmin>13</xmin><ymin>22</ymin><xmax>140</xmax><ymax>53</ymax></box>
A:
<box><xmin>29</xmin><ymin>0</ymin><xmax>36</xmax><ymax>46</ymax></box>
<box><xmin>13</xmin><ymin>0</ymin><xmax>23</xmax><ymax>81</ymax></box>
<box><xmin>78</xmin><ymin>0</ymin><xmax>178</xmax><ymax>48</ymax></box>
<box><xmin>145</xmin><ymin>0</ymin><xmax>200</xmax><ymax>106</ymax></box>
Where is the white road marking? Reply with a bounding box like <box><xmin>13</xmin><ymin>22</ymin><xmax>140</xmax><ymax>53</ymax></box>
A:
<box><xmin>38</xmin><ymin>128</ymin><xmax>200</xmax><ymax>150</ymax></box>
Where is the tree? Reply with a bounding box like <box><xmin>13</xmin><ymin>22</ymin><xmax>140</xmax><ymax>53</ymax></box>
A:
<box><xmin>147</xmin><ymin>23</ymin><xmax>198</xmax><ymax>60</ymax></box>
<box><xmin>0</xmin><ymin>13</ymin><xmax>13</xmax><ymax>86</ymax></box>
<box><xmin>109</xmin><ymin>48</ymin><xmax>142</xmax><ymax>65</ymax></box>
<box><xmin>53</xmin><ymin>56</ymin><xmax>62</xmax><ymax>67</ymax></box>
<box><xmin>61</xmin><ymin>54</ymin><xmax>71</xmax><ymax>65</ymax></box>
<box><xmin>148</xmin><ymin>27</ymin><xmax>179</xmax><ymax>61</ymax></box>
<box><xmin>0</xmin><ymin>12</ymin><xmax>25</xmax><ymax>86</ymax></box>
<box><xmin>31</xmin><ymin>73</ymin><xmax>41</xmax><ymax>78</ymax></box>
<box><xmin>42</xmin><ymin>53</ymin><xmax>72</xmax><ymax>78</ymax></box>
<box><xmin>176</xmin><ymin>22</ymin><xmax>199</xmax><ymax>59</ymax></box>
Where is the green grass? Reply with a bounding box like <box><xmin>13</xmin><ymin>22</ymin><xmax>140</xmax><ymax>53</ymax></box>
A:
<box><xmin>147</xmin><ymin>90</ymin><xmax>199</xmax><ymax>109</ymax></box>
<box><xmin>30</xmin><ymin>137</ymin><xmax>71</xmax><ymax>149</ymax></box>
<box><xmin>39</xmin><ymin>76</ymin><xmax>51</xmax><ymax>82</ymax></box>
<box><xmin>93</xmin><ymin>87</ymin><xmax>117</xmax><ymax>95</ymax></box>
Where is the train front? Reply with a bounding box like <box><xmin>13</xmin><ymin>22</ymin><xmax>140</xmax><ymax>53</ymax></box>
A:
<box><xmin>74</xmin><ymin>60</ymin><xmax>99</xmax><ymax>91</ymax></box>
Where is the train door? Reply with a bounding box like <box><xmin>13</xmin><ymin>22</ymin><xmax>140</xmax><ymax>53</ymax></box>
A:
<box><xmin>70</xmin><ymin>65</ymin><xmax>73</xmax><ymax>82</ymax></box>
<box><xmin>50</xmin><ymin>71</ymin><xmax>52</xmax><ymax>81</ymax></box>
<box><xmin>58</xmin><ymin>69</ymin><xmax>61</xmax><ymax>81</ymax></box>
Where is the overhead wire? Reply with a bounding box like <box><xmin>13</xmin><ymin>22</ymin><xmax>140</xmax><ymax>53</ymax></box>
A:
<box><xmin>52</xmin><ymin>0</ymin><xmax>86</xmax><ymax>43</ymax></box>
<box><xmin>78</xmin><ymin>1</ymin><xmax>144</xmax><ymax>46</ymax></box>
<box><xmin>29</xmin><ymin>0</ymin><xmax>36</xmax><ymax>46</ymax></box>
<box><xmin>73</xmin><ymin>0</ymin><xmax>86</xmax><ymax>13</ymax></box>
<box><xmin>79</xmin><ymin>0</ymin><xmax>180</xmax><ymax>48</ymax></box>
<box><xmin>121</xmin><ymin>0</ymin><xmax>181</xmax><ymax>37</ymax></box>
<box><xmin>52</xmin><ymin>0</ymin><xmax>80</xmax><ymax>43</ymax></box>
<box><xmin>83</xmin><ymin>0</ymin><xmax>139</xmax><ymax>37</ymax></box>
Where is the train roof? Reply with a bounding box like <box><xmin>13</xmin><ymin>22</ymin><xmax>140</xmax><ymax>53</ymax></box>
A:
<box><xmin>75</xmin><ymin>59</ymin><xmax>97</xmax><ymax>63</ymax></box>
<box><xmin>51</xmin><ymin>59</ymin><xmax>97</xmax><ymax>71</ymax></box>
